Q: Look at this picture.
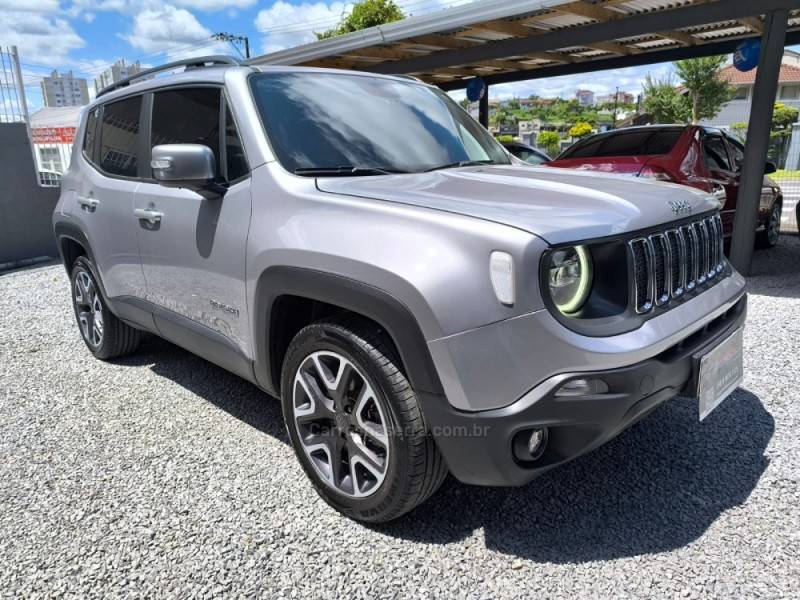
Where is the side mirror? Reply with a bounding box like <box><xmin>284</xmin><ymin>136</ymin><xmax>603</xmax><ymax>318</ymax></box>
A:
<box><xmin>764</xmin><ymin>161</ymin><xmax>777</xmax><ymax>175</ymax></box>
<box><xmin>151</xmin><ymin>144</ymin><xmax>225</xmax><ymax>199</ymax></box>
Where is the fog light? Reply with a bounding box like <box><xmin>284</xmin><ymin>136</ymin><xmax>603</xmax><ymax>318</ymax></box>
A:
<box><xmin>555</xmin><ymin>378</ymin><xmax>609</xmax><ymax>397</ymax></box>
<box><xmin>528</xmin><ymin>428</ymin><xmax>546</xmax><ymax>456</ymax></box>
<box><xmin>513</xmin><ymin>427</ymin><xmax>549</xmax><ymax>462</ymax></box>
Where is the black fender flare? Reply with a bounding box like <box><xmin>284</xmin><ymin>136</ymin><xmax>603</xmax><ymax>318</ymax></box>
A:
<box><xmin>253</xmin><ymin>266</ymin><xmax>444</xmax><ymax>399</ymax></box>
<box><xmin>53</xmin><ymin>222</ymin><xmax>118</xmax><ymax>318</ymax></box>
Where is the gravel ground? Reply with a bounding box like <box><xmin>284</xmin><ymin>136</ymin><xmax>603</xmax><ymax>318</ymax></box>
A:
<box><xmin>1</xmin><ymin>236</ymin><xmax>799</xmax><ymax>599</ymax></box>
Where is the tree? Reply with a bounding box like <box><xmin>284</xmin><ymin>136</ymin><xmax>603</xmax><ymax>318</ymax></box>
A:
<box><xmin>317</xmin><ymin>0</ymin><xmax>405</xmax><ymax>39</ymax></box>
<box><xmin>642</xmin><ymin>74</ymin><xmax>690</xmax><ymax>124</ymax></box>
<box><xmin>492</xmin><ymin>108</ymin><xmax>515</xmax><ymax>129</ymax></box>
<box><xmin>537</xmin><ymin>131</ymin><xmax>561</xmax><ymax>156</ymax></box>
<box><xmin>772</xmin><ymin>102</ymin><xmax>800</xmax><ymax>130</ymax></box>
<box><xmin>459</xmin><ymin>97</ymin><xmax>472</xmax><ymax>110</ymax></box>
<box><xmin>674</xmin><ymin>56</ymin><xmax>733</xmax><ymax>124</ymax></box>
<box><xmin>568</xmin><ymin>122</ymin><xmax>593</xmax><ymax>139</ymax></box>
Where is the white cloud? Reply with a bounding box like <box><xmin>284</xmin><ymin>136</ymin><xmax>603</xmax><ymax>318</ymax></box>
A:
<box><xmin>252</xmin><ymin>0</ymin><xmax>477</xmax><ymax>57</ymax></box>
<box><xmin>121</xmin><ymin>4</ymin><xmax>225</xmax><ymax>60</ymax></box>
<box><xmin>469</xmin><ymin>64</ymin><xmax>676</xmax><ymax>101</ymax></box>
<box><xmin>0</xmin><ymin>0</ymin><xmax>61</xmax><ymax>10</ymax></box>
<box><xmin>172</xmin><ymin>0</ymin><xmax>256</xmax><ymax>10</ymax></box>
<box><xmin>0</xmin><ymin>10</ymin><xmax>85</xmax><ymax>66</ymax></box>
<box><xmin>255</xmin><ymin>1</ymin><xmax>347</xmax><ymax>54</ymax></box>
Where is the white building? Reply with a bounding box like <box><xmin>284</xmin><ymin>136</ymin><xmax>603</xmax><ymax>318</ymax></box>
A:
<box><xmin>575</xmin><ymin>89</ymin><xmax>595</xmax><ymax>106</ymax></box>
<box><xmin>94</xmin><ymin>60</ymin><xmax>142</xmax><ymax>95</ymax></box>
<box><xmin>30</xmin><ymin>106</ymin><xmax>83</xmax><ymax>185</ymax></box>
<box><xmin>701</xmin><ymin>50</ymin><xmax>800</xmax><ymax>128</ymax></box>
<box><xmin>40</xmin><ymin>71</ymin><xmax>89</xmax><ymax>107</ymax></box>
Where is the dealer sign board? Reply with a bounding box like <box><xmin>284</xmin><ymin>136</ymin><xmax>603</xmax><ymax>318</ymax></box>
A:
<box><xmin>31</xmin><ymin>127</ymin><xmax>76</xmax><ymax>145</ymax></box>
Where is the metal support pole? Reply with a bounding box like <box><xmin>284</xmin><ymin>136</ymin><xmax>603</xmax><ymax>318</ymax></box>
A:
<box><xmin>479</xmin><ymin>84</ymin><xmax>489</xmax><ymax>130</ymax></box>
<box><xmin>10</xmin><ymin>45</ymin><xmax>39</xmax><ymax>185</ymax></box>
<box><xmin>729</xmin><ymin>9</ymin><xmax>789</xmax><ymax>275</ymax></box>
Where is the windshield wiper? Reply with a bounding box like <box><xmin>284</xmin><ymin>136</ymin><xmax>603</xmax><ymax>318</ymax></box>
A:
<box><xmin>424</xmin><ymin>159</ymin><xmax>495</xmax><ymax>172</ymax></box>
<box><xmin>294</xmin><ymin>166</ymin><xmax>405</xmax><ymax>177</ymax></box>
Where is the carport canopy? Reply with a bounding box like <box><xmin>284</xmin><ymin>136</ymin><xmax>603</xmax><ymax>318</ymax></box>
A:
<box><xmin>249</xmin><ymin>0</ymin><xmax>800</xmax><ymax>274</ymax></box>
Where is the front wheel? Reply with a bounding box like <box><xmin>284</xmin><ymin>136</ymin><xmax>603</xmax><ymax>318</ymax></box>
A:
<box><xmin>756</xmin><ymin>201</ymin><xmax>781</xmax><ymax>249</ymax></box>
<box><xmin>280</xmin><ymin>316</ymin><xmax>447</xmax><ymax>523</ymax></box>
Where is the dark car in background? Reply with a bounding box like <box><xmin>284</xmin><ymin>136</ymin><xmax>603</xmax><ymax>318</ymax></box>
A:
<box><xmin>547</xmin><ymin>125</ymin><xmax>783</xmax><ymax>248</ymax></box>
<box><xmin>501</xmin><ymin>141</ymin><xmax>550</xmax><ymax>165</ymax></box>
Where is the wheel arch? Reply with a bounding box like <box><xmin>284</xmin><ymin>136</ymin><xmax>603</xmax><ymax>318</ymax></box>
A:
<box><xmin>253</xmin><ymin>266</ymin><xmax>444</xmax><ymax>399</ymax></box>
<box><xmin>53</xmin><ymin>222</ymin><xmax>116</xmax><ymax>315</ymax></box>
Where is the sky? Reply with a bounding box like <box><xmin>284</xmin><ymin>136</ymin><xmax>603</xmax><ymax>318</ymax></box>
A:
<box><xmin>2</xmin><ymin>0</ymin><xmax>796</xmax><ymax>112</ymax></box>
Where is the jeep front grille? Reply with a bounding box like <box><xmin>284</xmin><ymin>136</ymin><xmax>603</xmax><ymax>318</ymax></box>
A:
<box><xmin>629</xmin><ymin>214</ymin><xmax>725</xmax><ymax>314</ymax></box>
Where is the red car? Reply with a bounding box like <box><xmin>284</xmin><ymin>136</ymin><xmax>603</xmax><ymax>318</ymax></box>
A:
<box><xmin>547</xmin><ymin>125</ymin><xmax>783</xmax><ymax>248</ymax></box>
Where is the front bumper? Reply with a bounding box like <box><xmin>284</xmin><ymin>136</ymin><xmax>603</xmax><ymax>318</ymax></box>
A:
<box><xmin>421</xmin><ymin>293</ymin><xmax>746</xmax><ymax>486</ymax></box>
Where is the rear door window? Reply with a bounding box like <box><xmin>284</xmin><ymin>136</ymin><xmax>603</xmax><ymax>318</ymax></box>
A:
<box><xmin>703</xmin><ymin>135</ymin><xmax>732</xmax><ymax>172</ymax></box>
<box><xmin>725</xmin><ymin>136</ymin><xmax>745</xmax><ymax>170</ymax></box>
<box><xmin>98</xmin><ymin>96</ymin><xmax>142</xmax><ymax>178</ymax></box>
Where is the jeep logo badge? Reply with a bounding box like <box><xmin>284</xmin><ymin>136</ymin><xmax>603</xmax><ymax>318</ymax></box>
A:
<box><xmin>669</xmin><ymin>199</ymin><xmax>692</xmax><ymax>216</ymax></box>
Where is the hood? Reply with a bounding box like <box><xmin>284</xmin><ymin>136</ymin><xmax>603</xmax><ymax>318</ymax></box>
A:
<box><xmin>316</xmin><ymin>165</ymin><xmax>720</xmax><ymax>244</ymax></box>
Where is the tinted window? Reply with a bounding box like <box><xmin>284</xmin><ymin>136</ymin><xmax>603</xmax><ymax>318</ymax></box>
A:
<box><xmin>225</xmin><ymin>106</ymin><xmax>248</xmax><ymax>181</ymax></box>
<box><xmin>99</xmin><ymin>96</ymin><xmax>142</xmax><ymax>177</ymax></box>
<box><xmin>703</xmin><ymin>136</ymin><xmax>732</xmax><ymax>171</ymax></box>
<box><xmin>151</xmin><ymin>88</ymin><xmax>221</xmax><ymax>177</ymax></box>
<box><xmin>559</xmin><ymin>128</ymin><xmax>682</xmax><ymax>159</ymax></box>
<box><xmin>249</xmin><ymin>72</ymin><xmax>509</xmax><ymax>174</ymax></box>
<box><xmin>726</xmin><ymin>136</ymin><xmax>744</xmax><ymax>169</ymax></box>
<box><xmin>83</xmin><ymin>108</ymin><xmax>99</xmax><ymax>162</ymax></box>
<box><xmin>509</xmin><ymin>145</ymin><xmax>547</xmax><ymax>165</ymax></box>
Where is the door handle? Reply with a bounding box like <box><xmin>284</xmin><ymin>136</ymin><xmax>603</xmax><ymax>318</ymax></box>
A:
<box><xmin>134</xmin><ymin>208</ymin><xmax>163</xmax><ymax>224</ymax></box>
<box><xmin>77</xmin><ymin>196</ymin><xmax>99</xmax><ymax>211</ymax></box>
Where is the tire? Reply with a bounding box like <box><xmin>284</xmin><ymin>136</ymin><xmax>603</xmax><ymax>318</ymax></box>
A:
<box><xmin>280</xmin><ymin>315</ymin><xmax>448</xmax><ymax>523</ymax></box>
<box><xmin>756</xmin><ymin>201</ymin><xmax>781</xmax><ymax>249</ymax></box>
<box><xmin>70</xmin><ymin>256</ymin><xmax>141</xmax><ymax>360</ymax></box>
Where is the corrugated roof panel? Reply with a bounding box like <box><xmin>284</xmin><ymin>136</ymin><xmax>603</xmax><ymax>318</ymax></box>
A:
<box><xmin>632</xmin><ymin>38</ymin><xmax>680</xmax><ymax>49</ymax></box>
<box><xmin>608</xmin><ymin>0</ymin><xmax>695</xmax><ymax>16</ymax></box>
<box><xmin>694</xmin><ymin>26</ymin><xmax>751</xmax><ymax>40</ymax></box>
<box><xmin>526</xmin><ymin>12</ymin><xmax>593</xmax><ymax>29</ymax></box>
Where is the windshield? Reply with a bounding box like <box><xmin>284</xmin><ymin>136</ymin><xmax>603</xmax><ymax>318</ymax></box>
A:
<box><xmin>250</xmin><ymin>72</ymin><xmax>509</xmax><ymax>174</ymax></box>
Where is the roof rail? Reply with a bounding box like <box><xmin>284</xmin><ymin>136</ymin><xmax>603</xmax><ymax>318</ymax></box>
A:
<box><xmin>96</xmin><ymin>55</ymin><xmax>244</xmax><ymax>98</ymax></box>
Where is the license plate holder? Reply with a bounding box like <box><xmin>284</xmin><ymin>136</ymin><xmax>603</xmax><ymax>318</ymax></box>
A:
<box><xmin>695</xmin><ymin>327</ymin><xmax>744</xmax><ymax>421</ymax></box>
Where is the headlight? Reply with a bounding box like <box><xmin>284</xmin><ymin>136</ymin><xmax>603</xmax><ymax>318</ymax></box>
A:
<box><xmin>548</xmin><ymin>245</ymin><xmax>593</xmax><ymax>315</ymax></box>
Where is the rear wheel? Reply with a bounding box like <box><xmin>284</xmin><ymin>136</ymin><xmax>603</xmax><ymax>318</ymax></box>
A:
<box><xmin>756</xmin><ymin>201</ymin><xmax>781</xmax><ymax>249</ymax></box>
<box><xmin>280</xmin><ymin>316</ymin><xmax>448</xmax><ymax>522</ymax></box>
<box><xmin>70</xmin><ymin>256</ymin><xmax>141</xmax><ymax>360</ymax></box>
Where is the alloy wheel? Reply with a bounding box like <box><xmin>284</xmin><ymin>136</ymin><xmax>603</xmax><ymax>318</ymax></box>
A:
<box><xmin>292</xmin><ymin>351</ymin><xmax>390</xmax><ymax>498</ymax></box>
<box><xmin>74</xmin><ymin>270</ymin><xmax>104</xmax><ymax>347</ymax></box>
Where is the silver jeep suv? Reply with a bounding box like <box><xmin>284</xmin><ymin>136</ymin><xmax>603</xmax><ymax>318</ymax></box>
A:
<box><xmin>53</xmin><ymin>57</ymin><xmax>747</xmax><ymax>523</ymax></box>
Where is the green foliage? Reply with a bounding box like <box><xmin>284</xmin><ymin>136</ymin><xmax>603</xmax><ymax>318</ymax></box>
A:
<box><xmin>729</xmin><ymin>105</ymin><xmax>798</xmax><ymax>143</ymax></box>
<box><xmin>496</xmin><ymin>134</ymin><xmax>516</xmax><ymax>143</ymax></box>
<box><xmin>568</xmin><ymin>122</ymin><xmax>593</xmax><ymax>138</ymax></box>
<box><xmin>316</xmin><ymin>0</ymin><xmax>405</xmax><ymax>39</ymax></box>
<box><xmin>772</xmin><ymin>102</ymin><xmax>799</xmax><ymax>130</ymax></box>
<box><xmin>458</xmin><ymin>97</ymin><xmax>472</xmax><ymax>110</ymax></box>
<box><xmin>730</xmin><ymin>121</ymin><xmax>748</xmax><ymax>142</ymax></box>
<box><xmin>491</xmin><ymin>108</ymin><xmax>516</xmax><ymax>128</ymax></box>
<box><xmin>537</xmin><ymin>131</ymin><xmax>561</xmax><ymax>156</ymax></box>
<box><xmin>642</xmin><ymin>74</ymin><xmax>690</xmax><ymax>124</ymax></box>
<box><xmin>674</xmin><ymin>56</ymin><xmax>734</xmax><ymax>123</ymax></box>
